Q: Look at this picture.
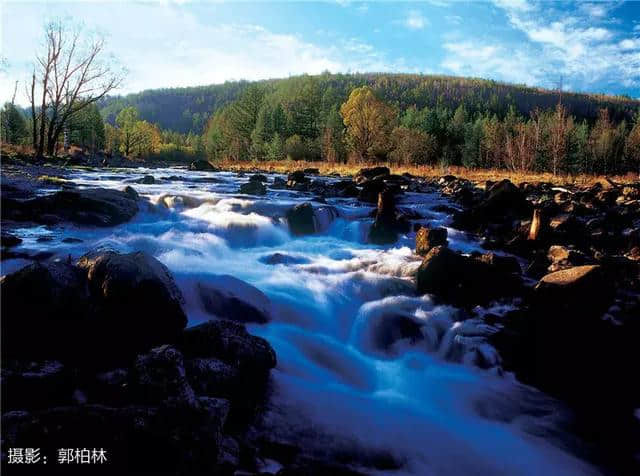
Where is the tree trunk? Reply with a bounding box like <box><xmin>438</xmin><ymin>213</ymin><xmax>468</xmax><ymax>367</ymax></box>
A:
<box><xmin>30</xmin><ymin>73</ymin><xmax>37</xmax><ymax>152</ymax></box>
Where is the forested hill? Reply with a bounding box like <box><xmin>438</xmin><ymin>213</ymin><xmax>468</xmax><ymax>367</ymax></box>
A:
<box><xmin>97</xmin><ymin>81</ymin><xmax>250</xmax><ymax>133</ymax></box>
<box><xmin>97</xmin><ymin>73</ymin><xmax>640</xmax><ymax>134</ymax></box>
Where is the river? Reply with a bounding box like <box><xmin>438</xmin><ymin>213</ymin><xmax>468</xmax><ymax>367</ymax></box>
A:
<box><xmin>1</xmin><ymin>167</ymin><xmax>600</xmax><ymax>475</ymax></box>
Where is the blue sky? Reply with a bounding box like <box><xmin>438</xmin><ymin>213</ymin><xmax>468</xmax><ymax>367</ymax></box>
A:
<box><xmin>2</xmin><ymin>0</ymin><xmax>640</xmax><ymax>105</ymax></box>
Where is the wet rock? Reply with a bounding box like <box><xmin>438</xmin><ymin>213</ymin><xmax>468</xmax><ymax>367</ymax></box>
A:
<box><xmin>189</xmin><ymin>159</ymin><xmax>217</xmax><ymax>171</ymax></box>
<box><xmin>528</xmin><ymin>207</ymin><xmax>547</xmax><ymax>241</ymax></box>
<box><xmin>474</xmin><ymin>252</ymin><xmax>521</xmax><ymax>275</ymax></box>
<box><xmin>416</xmin><ymin>246</ymin><xmax>522</xmax><ymax>306</ymax></box>
<box><xmin>454</xmin><ymin>179</ymin><xmax>532</xmax><ymax>230</ymax></box>
<box><xmin>1</xmin><ymin>399</ymin><xmax>230</xmax><ymax>474</ymax></box>
<box><xmin>61</xmin><ymin>237</ymin><xmax>83</xmax><ymax>243</ymax></box>
<box><xmin>249</xmin><ymin>173</ymin><xmax>268</xmax><ymax>183</ymax></box>
<box><xmin>260</xmin><ymin>253</ymin><xmax>310</xmax><ymax>265</ymax></box>
<box><xmin>303</xmin><ymin>168</ymin><xmax>320</xmax><ymax>175</ymax></box>
<box><xmin>90</xmin><ymin>368</ymin><xmax>130</xmax><ymax>406</ymax></box>
<box><xmin>354</xmin><ymin>166</ymin><xmax>390</xmax><ymax>185</ymax></box>
<box><xmin>0</xmin><ymin>261</ymin><xmax>91</xmax><ymax>361</ymax></box>
<box><xmin>132</xmin><ymin>345</ymin><xmax>196</xmax><ymax>406</ymax></box>
<box><xmin>533</xmin><ymin>265</ymin><xmax>614</xmax><ymax>317</ymax></box>
<box><xmin>369</xmin><ymin>314</ymin><xmax>423</xmax><ymax>354</ymax></box>
<box><xmin>286</xmin><ymin>171</ymin><xmax>310</xmax><ymax>191</ymax></box>
<box><xmin>286</xmin><ymin>202</ymin><xmax>316</xmax><ymax>235</ymax></box>
<box><xmin>546</xmin><ymin>245</ymin><xmax>589</xmax><ymax>272</ymax></box>
<box><xmin>2</xmin><ymin>187</ymin><xmax>139</xmax><ymax>227</ymax></box>
<box><xmin>76</xmin><ymin>250</ymin><xmax>187</xmax><ymax>361</ymax></box>
<box><xmin>185</xmin><ymin>357</ymin><xmax>238</xmax><ymax>397</ymax></box>
<box><xmin>1</xmin><ymin>360</ymin><xmax>71</xmax><ymax>411</ymax></box>
<box><xmin>286</xmin><ymin>202</ymin><xmax>338</xmax><ymax>236</ymax></box>
<box><xmin>180</xmin><ymin>320</ymin><xmax>276</xmax><ymax>376</ymax></box>
<box><xmin>415</xmin><ymin>226</ymin><xmax>448</xmax><ymax>256</ymax></box>
<box><xmin>368</xmin><ymin>190</ymin><xmax>409</xmax><ymax>245</ymax></box>
<box><xmin>197</xmin><ymin>276</ymin><xmax>271</xmax><ymax>324</ymax></box>
<box><xmin>358</xmin><ymin>178</ymin><xmax>387</xmax><ymax>203</ymax></box>
<box><xmin>239</xmin><ymin>181</ymin><xmax>267</xmax><ymax>195</ymax></box>
<box><xmin>288</xmin><ymin>170</ymin><xmax>307</xmax><ymax>182</ymax></box>
<box><xmin>159</xmin><ymin>193</ymin><xmax>202</xmax><ymax>209</ymax></box>
<box><xmin>135</xmin><ymin>175</ymin><xmax>155</xmax><ymax>184</ymax></box>
<box><xmin>1</xmin><ymin>232</ymin><xmax>22</xmax><ymax>247</ymax></box>
<box><xmin>332</xmin><ymin>180</ymin><xmax>359</xmax><ymax>198</ymax></box>
<box><xmin>122</xmin><ymin>185</ymin><xmax>140</xmax><ymax>200</ymax></box>
<box><xmin>271</xmin><ymin>176</ymin><xmax>287</xmax><ymax>189</ymax></box>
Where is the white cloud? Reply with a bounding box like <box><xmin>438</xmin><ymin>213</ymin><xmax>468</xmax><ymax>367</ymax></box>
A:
<box><xmin>441</xmin><ymin>41</ymin><xmax>542</xmax><ymax>86</ymax></box>
<box><xmin>487</xmin><ymin>0</ymin><xmax>640</xmax><ymax>91</ymax></box>
<box><xmin>1</xmin><ymin>2</ymin><xmax>401</xmax><ymax>105</ymax></box>
<box><xmin>445</xmin><ymin>15</ymin><xmax>463</xmax><ymax>25</ymax></box>
<box><xmin>579</xmin><ymin>3</ymin><xmax>609</xmax><ymax>19</ymax></box>
<box><xmin>491</xmin><ymin>0</ymin><xmax>533</xmax><ymax>13</ymax></box>
<box><xmin>405</xmin><ymin>10</ymin><xmax>427</xmax><ymax>30</ymax></box>
<box><xmin>619</xmin><ymin>39</ymin><xmax>640</xmax><ymax>50</ymax></box>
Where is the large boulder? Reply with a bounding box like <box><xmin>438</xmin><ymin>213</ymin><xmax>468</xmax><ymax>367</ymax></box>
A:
<box><xmin>249</xmin><ymin>173</ymin><xmax>268</xmax><ymax>183</ymax></box>
<box><xmin>415</xmin><ymin>226</ymin><xmax>448</xmax><ymax>256</ymax></box>
<box><xmin>239</xmin><ymin>181</ymin><xmax>267</xmax><ymax>195</ymax></box>
<box><xmin>287</xmin><ymin>171</ymin><xmax>310</xmax><ymax>191</ymax></box>
<box><xmin>132</xmin><ymin>345</ymin><xmax>196</xmax><ymax>406</ymax></box>
<box><xmin>533</xmin><ymin>265</ymin><xmax>614</xmax><ymax>316</ymax></box>
<box><xmin>1</xmin><ymin>232</ymin><xmax>22</xmax><ymax>248</ymax></box>
<box><xmin>0</xmin><ymin>261</ymin><xmax>91</xmax><ymax>360</ymax></box>
<box><xmin>1</xmin><ymin>398</ymin><xmax>230</xmax><ymax>474</ymax></box>
<box><xmin>286</xmin><ymin>202</ymin><xmax>338</xmax><ymax>236</ymax></box>
<box><xmin>180</xmin><ymin>320</ymin><xmax>276</xmax><ymax>376</ymax></box>
<box><xmin>1</xmin><ymin>360</ymin><xmax>72</xmax><ymax>411</ymax></box>
<box><xmin>354</xmin><ymin>166</ymin><xmax>390</xmax><ymax>184</ymax></box>
<box><xmin>454</xmin><ymin>179</ymin><xmax>531</xmax><ymax>230</ymax></box>
<box><xmin>416</xmin><ymin>246</ymin><xmax>522</xmax><ymax>306</ymax></box>
<box><xmin>2</xmin><ymin>188</ymin><xmax>139</xmax><ymax>227</ymax></box>
<box><xmin>197</xmin><ymin>276</ymin><xmax>271</xmax><ymax>324</ymax></box>
<box><xmin>76</xmin><ymin>250</ymin><xmax>188</xmax><ymax>361</ymax></box>
<box><xmin>332</xmin><ymin>180</ymin><xmax>359</xmax><ymax>198</ymax></box>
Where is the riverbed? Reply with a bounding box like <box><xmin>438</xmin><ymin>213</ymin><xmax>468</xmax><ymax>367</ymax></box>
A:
<box><xmin>1</xmin><ymin>167</ymin><xmax>601</xmax><ymax>475</ymax></box>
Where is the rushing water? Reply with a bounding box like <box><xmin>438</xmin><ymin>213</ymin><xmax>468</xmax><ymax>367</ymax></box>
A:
<box><xmin>2</xmin><ymin>167</ymin><xmax>601</xmax><ymax>475</ymax></box>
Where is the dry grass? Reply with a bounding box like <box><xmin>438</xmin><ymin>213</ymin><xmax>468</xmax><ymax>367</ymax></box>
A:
<box><xmin>217</xmin><ymin>159</ymin><xmax>638</xmax><ymax>187</ymax></box>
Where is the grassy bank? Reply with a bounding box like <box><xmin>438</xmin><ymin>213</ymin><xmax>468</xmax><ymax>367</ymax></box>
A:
<box><xmin>217</xmin><ymin>159</ymin><xmax>638</xmax><ymax>187</ymax></box>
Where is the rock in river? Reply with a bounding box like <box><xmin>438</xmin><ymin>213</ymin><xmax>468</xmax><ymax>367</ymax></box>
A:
<box><xmin>415</xmin><ymin>226</ymin><xmax>448</xmax><ymax>256</ymax></box>
<box><xmin>239</xmin><ymin>180</ymin><xmax>267</xmax><ymax>195</ymax></box>
<box><xmin>197</xmin><ymin>275</ymin><xmax>271</xmax><ymax>324</ymax></box>
<box><xmin>2</xmin><ymin>187</ymin><xmax>139</xmax><ymax>227</ymax></box>
<box><xmin>286</xmin><ymin>202</ymin><xmax>338</xmax><ymax>235</ymax></box>
<box><xmin>0</xmin><ymin>261</ymin><xmax>91</xmax><ymax>361</ymax></box>
<box><xmin>416</xmin><ymin>246</ymin><xmax>522</xmax><ymax>306</ymax></box>
<box><xmin>76</xmin><ymin>250</ymin><xmax>188</xmax><ymax>362</ymax></box>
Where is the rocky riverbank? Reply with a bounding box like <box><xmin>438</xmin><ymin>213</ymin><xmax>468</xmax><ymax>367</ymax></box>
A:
<box><xmin>1</xmin><ymin>162</ymin><xmax>639</xmax><ymax>475</ymax></box>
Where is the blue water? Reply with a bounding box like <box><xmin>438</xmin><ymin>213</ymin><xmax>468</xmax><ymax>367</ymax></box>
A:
<box><xmin>2</xmin><ymin>167</ymin><xmax>599</xmax><ymax>475</ymax></box>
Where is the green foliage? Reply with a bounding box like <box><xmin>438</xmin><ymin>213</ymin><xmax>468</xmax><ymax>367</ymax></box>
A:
<box><xmin>95</xmin><ymin>72</ymin><xmax>640</xmax><ymax>174</ymax></box>
<box><xmin>68</xmin><ymin>103</ymin><xmax>105</xmax><ymax>150</ymax></box>
<box><xmin>98</xmin><ymin>73</ymin><xmax>640</xmax><ymax>136</ymax></box>
<box><xmin>1</xmin><ymin>103</ymin><xmax>28</xmax><ymax>145</ymax></box>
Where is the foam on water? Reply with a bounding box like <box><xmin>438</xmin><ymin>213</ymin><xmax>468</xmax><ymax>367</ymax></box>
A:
<box><xmin>2</xmin><ymin>167</ymin><xmax>601</xmax><ymax>475</ymax></box>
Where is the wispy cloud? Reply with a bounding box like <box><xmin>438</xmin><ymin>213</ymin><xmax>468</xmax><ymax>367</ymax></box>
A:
<box><xmin>1</xmin><ymin>3</ymin><xmax>405</xmax><ymax>104</ymax></box>
<box><xmin>405</xmin><ymin>10</ymin><xmax>427</xmax><ymax>30</ymax></box>
<box><xmin>477</xmin><ymin>0</ymin><xmax>640</xmax><ymax>90</ymax></box>
<box><xmin>441</xmin><ymin>41</ymin><xmax>542</xmax><ymax>86</ymax></box>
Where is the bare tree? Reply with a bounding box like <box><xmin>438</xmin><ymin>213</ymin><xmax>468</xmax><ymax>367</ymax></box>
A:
<box><xmin>29</xmin><ymin>20</ymin><xmax>124</xmax><ymax>157</ymax></box>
